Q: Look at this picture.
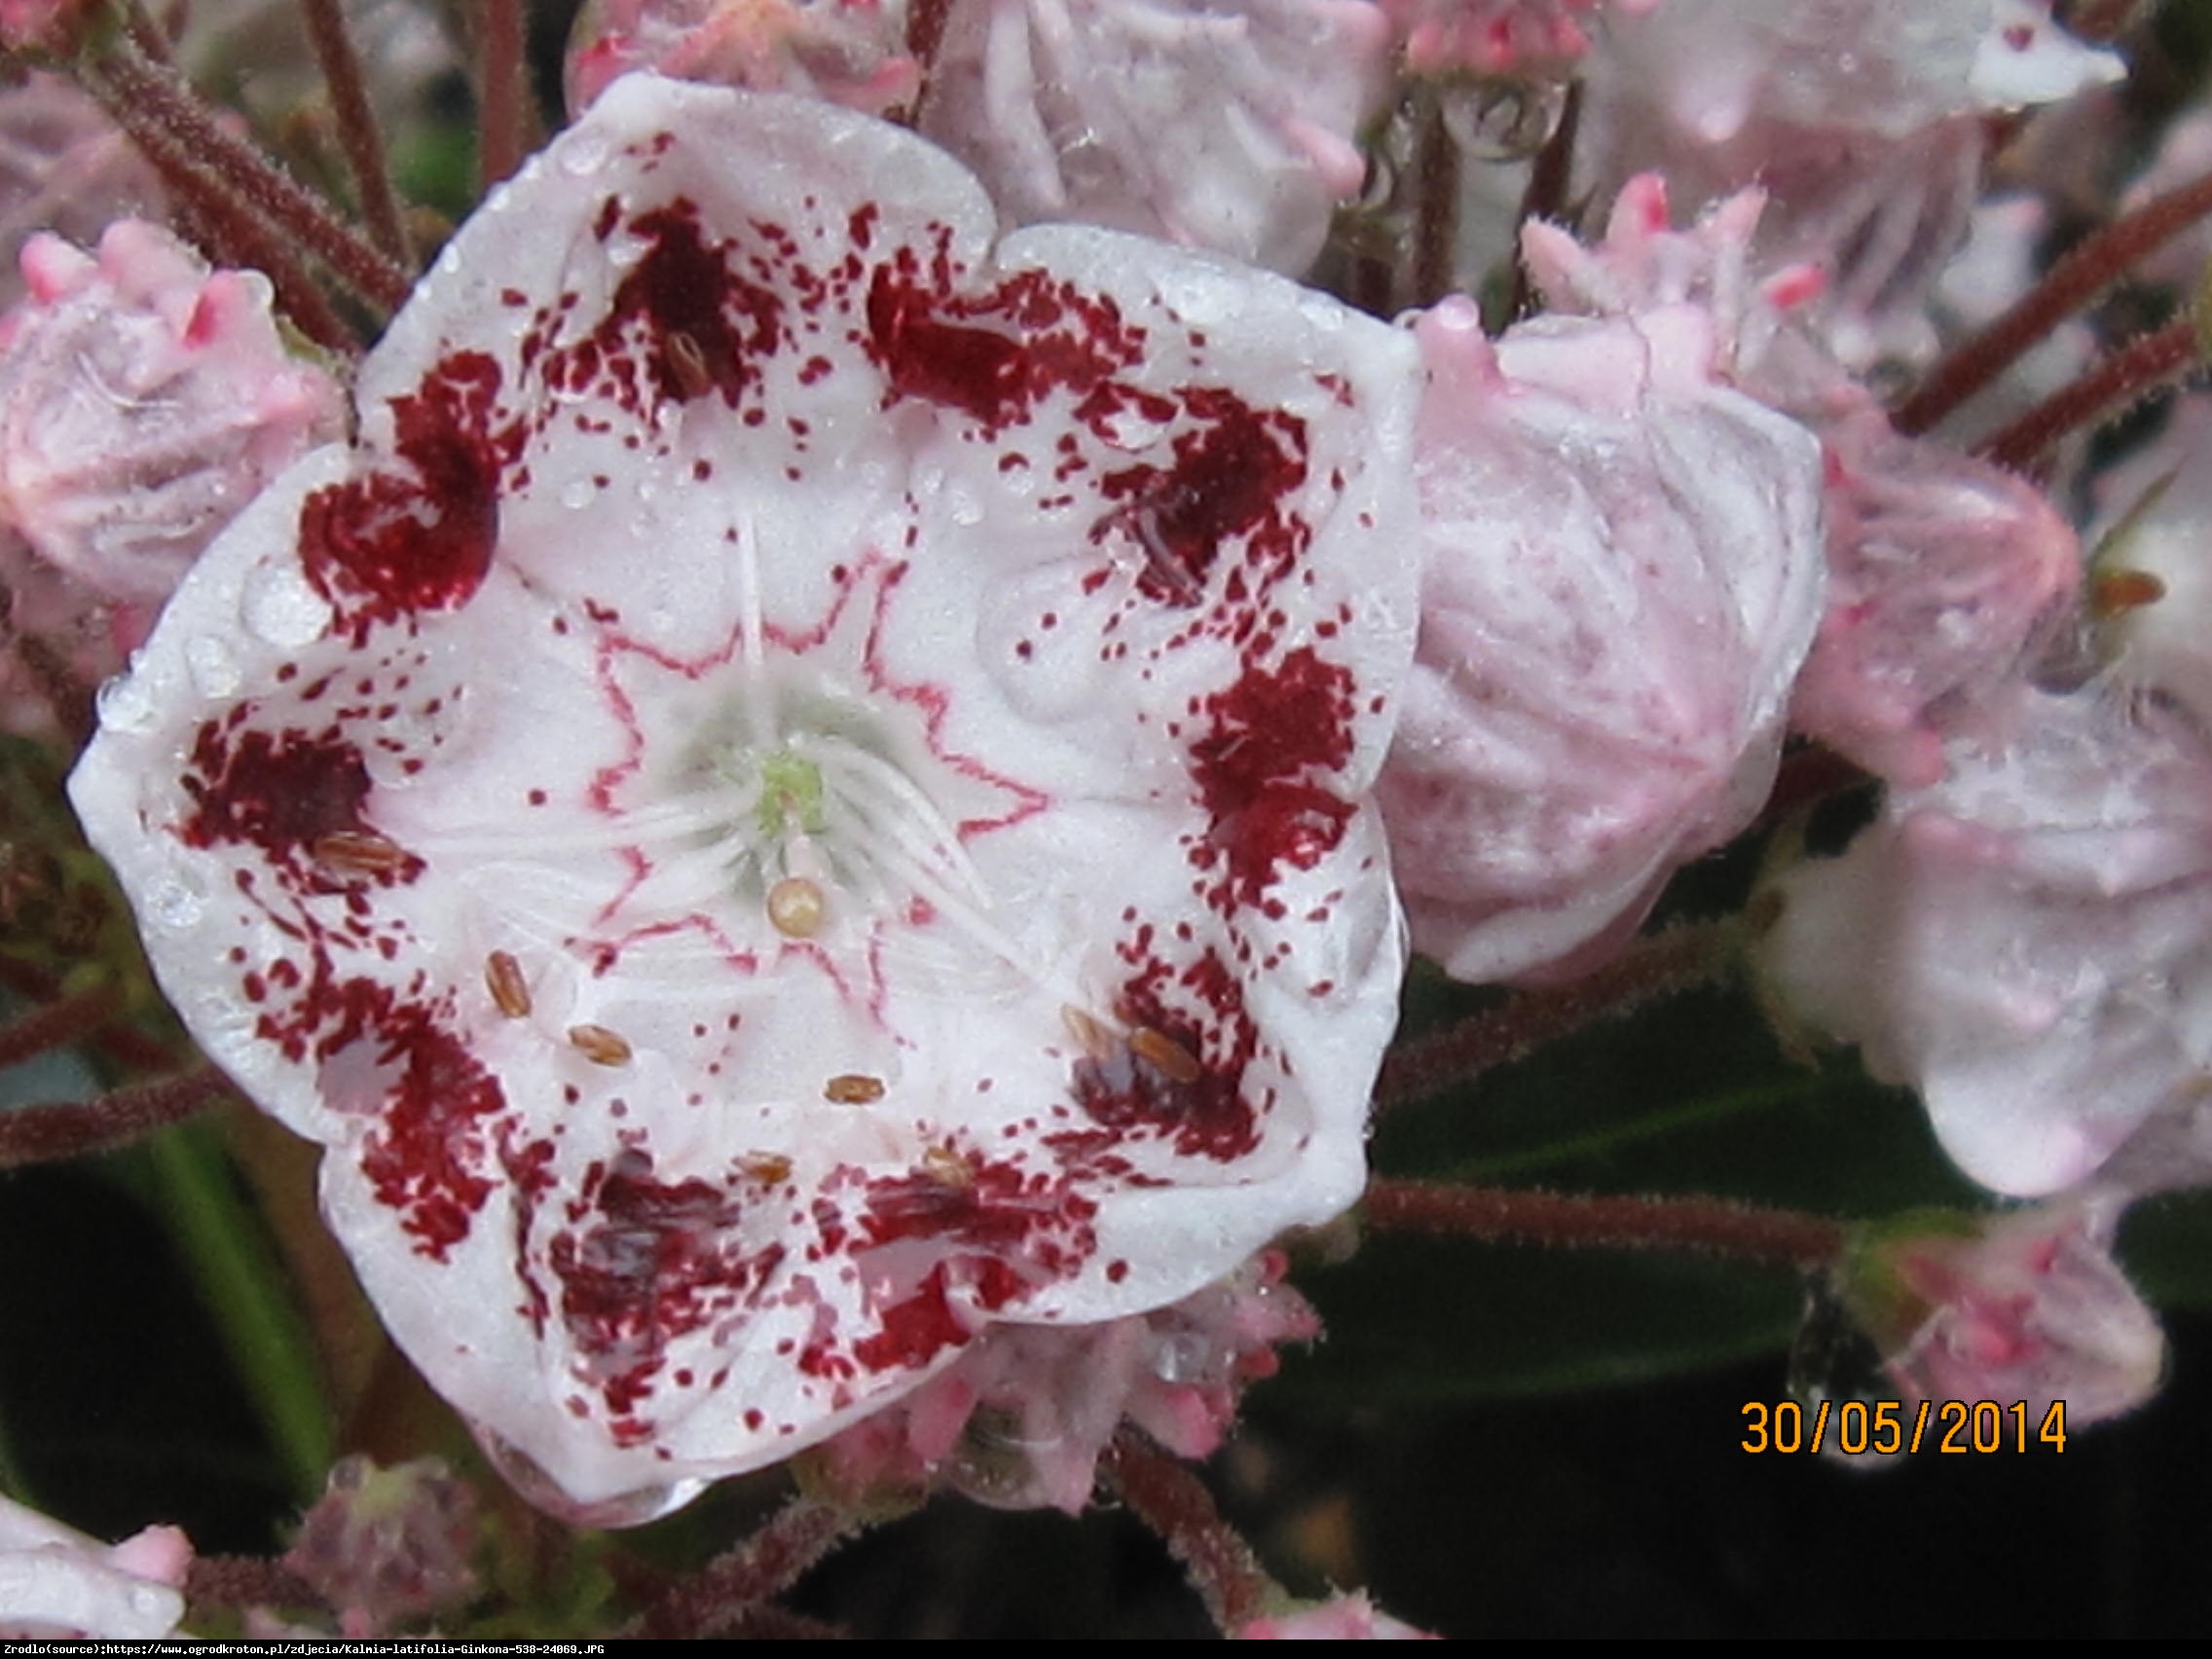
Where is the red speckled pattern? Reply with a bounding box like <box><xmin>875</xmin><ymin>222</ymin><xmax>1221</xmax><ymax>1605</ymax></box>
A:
<box><xmin>68</xmin><ymin>81</ymin><xmax>1420</xmax><ymax>1520</ymax></box>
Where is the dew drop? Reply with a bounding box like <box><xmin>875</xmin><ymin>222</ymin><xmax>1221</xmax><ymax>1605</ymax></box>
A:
<box><xmin>242</xmin><ymin>560</ymin><xmax>334</xmax><ymax>648</ymax></box>
<box><xmin>94</xmin><ymin>669</ymin><xmax>156</xmax><ymax>733</ymax></box>
<box><xmin>184</xmin><ymin>634</ymin><xmax>240</xmax><ymax>698</ymax></box>
<box><xmin>559</xmin><ymin>477</ymin><xmax>595</xmax><ymax>510</ymax></box>
<box><xmin>147</xmin><ymin>875</ymin><xmax>205</xmax><ymax>930</ymax></box>
<box><xmin>559</xmin><ymin>129</ymin><xmax>611</xmax><ymax>177</ymax></box>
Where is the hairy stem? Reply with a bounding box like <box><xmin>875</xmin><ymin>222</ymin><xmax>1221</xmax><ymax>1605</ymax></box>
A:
<box><xmin>629</xmin><ymin>1497</ymin><xmax>884</xmax><ymax>1639</ymax></box>
<box><xmin>83</xmin><ymin>41</ymin><xmax>412</xmax><ymax>313</ymax></box>
<box><xmin>475</xmin><ymin>0</ymin><xmax>528</xmax><ymax>193</ymax></box>
<box><xmin>1102</xmin><ymin>1430</ymin><xmax>1279</xmax><ymax>1636</ymax></box>
<box><xmin>1375</xmin><ymin>918</ymin><xmax>1739</xmax><ymax>1113</ymax></box>
<box><xmin>1363</xmin><ymin>1179</ymin><xmax>1848</xmax><ymax>1269</ymax></box>
<box><xmin>0</xmin><ymin>1063</ymin><xmax>232</xmax><ymax>1170</ymax></box>
<box><xmin>0</xmin><ymin>982</ymin><xmax>118</xmax><ymax>1070</ymax></box>
<box><xmin>1977</xmin><ymin>313</ymin><xmax>2199</xmax><ymax>471</ymax></box>
<box><xmin>302</xmin><ymin>0</ymin><xmax>413</xmax><ymax>266</ymax></box>
<box><xmin>1899</xmin><ymin>165</ymin><xmax>2212</xmax><ymax>435</ymax></box>
<box><xmin>1409</xmin><ymin>92</ymin><xmax>1458</xmax><ymax>310</ymax></box>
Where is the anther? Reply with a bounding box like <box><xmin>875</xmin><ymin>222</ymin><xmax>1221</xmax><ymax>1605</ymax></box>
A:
<box><xmin>1060</xmin><ymin>1005</ymin><xmax>1114</xmax><ymax>1058</ymax></box>
<box><xmin>824</xmin><ymin>1073</ymin><xmax>885</xmax><ymax>1104</ymax></box>
<box><xmin>922</xmin><ymin>1145</ymin><xmax>974</xmax><ymax>1187</ymax></box>
<box><xmin>567</xmin><ymin>1023</ymin><xmax>633</xmax><ymax>1066</ymax></box>
<box><xmin>485</xmin><ymin>950</ymin><xmax>532</xmax><ymax>1018</ymax></box>
<box><xmin>1129</xmin><ymin>1025</ymin><xmax>1203</xmax><ymax>1084</ymax></box>
<box><xmin>666</xmin><ymin>329</ymin><xmax>714</xmax><ymax>399</ymax></box>
<box><xmin>767</xmin><ymin>875</ymin><xmax>826</xmax><ymax>939</ymax></box>
<box><xmin>312</xmin><ymin>830</ymin><xmax>412</xmax><ymax>875</ymax></box>
<box><xmin>2092</xmin><ymin>568</ymin><xmax>2167</xmax><ymax>616</ymax></box>
<box><xmin>739</xmin><ymin>1152</ymin><xmax>793</xmax><ymax>1183</ymax></box>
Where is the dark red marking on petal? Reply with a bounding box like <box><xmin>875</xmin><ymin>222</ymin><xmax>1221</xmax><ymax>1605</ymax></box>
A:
<box><xmin>1072</xmin><ymin>951</ymin><xmax>1262</xmax><ymax>1162</ymax></box>
<box><xmin>1187</xmin><ymin>646</ymin><xmax>1355</xmax><ymax>911</ymax></box>
<box><xmin>851</xmin><ymin>1258</ymin><xmax>1027</xmax><ymax>1373</ymax></box>
<box><xmin>301</xmin><ymin>351</ymin><xmax>516</xmax><ymax>636</ymax></box>
<box><xmin>1097</xmin><ymin>391</ymin><xmax>1309</xmax><ymax>606</ymax></box>
<box><xmin>351</xmin><ymin>991</ymin><xmax>508</xmax><ymax>1259</ymax></box>
<box><xmin>545</xmin><ymin>1150</ymin><xmax>786</xmax><ymax>1421</ymax></box>
<box><xmin>181</xmin><ymin>718</ymin><xmax>371</xmax><ymax>859</ymax></box>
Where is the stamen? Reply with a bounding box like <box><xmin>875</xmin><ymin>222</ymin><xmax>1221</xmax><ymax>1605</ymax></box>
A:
<box><xmin>922</xmin><ymin>1144</ymin><xmax>975</xmax><ymax>1186</ymax></box>
<box><xmin>1061</xmin><ymin>1005</ymin><xmax>1114</xmax><ymax>1058</ymax></box>
<box><xmin>1129</xmin><ymin>1025</ymin><xmax>1203</xmax><ymax>1084</ymax></box>
<box><xmin>567</xmin><ymin>1023</ymin><xmax>633</xmax><ymax>1066</ymax></box>
<box><xmin>2093</xmin><ymin>568</ymin><xmax>2167</xmax><ymax>616</ymax></box>
<box><xmin>312</xmin><ymin>829</ymin><xmax>411</xmax><ymax>875</ymax></box>
<box><xmin>667</xmin><ymin>329</ymin><xmax>714</xmax><ymax>399</ymax></box>
<box><xmin>485</xmin><ymin>950</ymin><xmax>532</xmax><ymax>1017</ymax></box>
<box><xmin>767</xmin><ymin>875</ymin><xmax>826</xmax><ymax>938</ymax></box>
<box><xmin>739</xmin><ymin>1152</ymin><xmax>793</xmax><ymax>1183</ymax></box>
<box><xmin>824</xmin><ymin>1073</ymin><xmax>885</xmax><ymax>1103</ymax></box>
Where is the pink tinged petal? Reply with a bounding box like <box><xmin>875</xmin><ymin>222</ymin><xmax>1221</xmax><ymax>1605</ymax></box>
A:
<box><xmin>1381</xmin><ymin>295</ymin><xmax>1825</xmax><ymax>984</ymax></box>
<box><xmin>1761</xmin><ymin>688</ymin><xmax>2212</xmax><ymax>1198</ymax></box>
<box><xmin>0</xmin><ymin>1497</ymin><xmax>190</xmax><ymax>1641</ymax></box>
<box><xmin>1240</xmin><ymin>1594</ymin><xmax>1440</xmax><ymax>1640</ymax></box>
<box><xmin>918</xmin><ymin>0</ymin><xmax>1394</xmax><ymax>276</ymax></box>
<box><xmin>1791</xmin><ymin>412</ymin><xmax>2081</xmax><ymax>788</ymax></box>
<box><xmin>0</xmin><ymin>219</ymin><xmax>342</xmax><ymax>608</ymax></box>
<box><xmin>70</xmin><ymin>79</ymin><xmax>1419</xmax><ymax>1518</ymax></box>
<box><xmin>1864</xmin><ymin>1197</ymin><xmax>2164</xmax><ymax>1430</ymax></box>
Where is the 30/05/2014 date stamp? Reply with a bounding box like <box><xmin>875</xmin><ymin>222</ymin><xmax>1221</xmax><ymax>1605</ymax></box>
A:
<box><xmin>1741</xmin><ymin>1399</ymin><xmax>2070</xmax><ymax>1456</ymax></box>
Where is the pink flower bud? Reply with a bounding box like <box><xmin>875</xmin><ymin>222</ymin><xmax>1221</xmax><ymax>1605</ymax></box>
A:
<box><xmin>0</xmin><ymin>220</ymin><xmax>342</xmax><ymax>607</ymax></box>
<box><xmin>1240</xmin><ymin>1593</ymin><xmax>1439</xmax><ymax>1640</ymax></box>
<box><xmin>917</xmin><ymin>0</ymin><xmax>1393</xmax><ymax>275</ymax></box>
<box><xmin>565</xmin><ymin>0</ymin><xmax>920</xmax><ymax>119</ymax></box>
<box><xmin>1381</xmin><ymin>294</ymin><xmax>1825</xmax><ymax>983</ymax></box>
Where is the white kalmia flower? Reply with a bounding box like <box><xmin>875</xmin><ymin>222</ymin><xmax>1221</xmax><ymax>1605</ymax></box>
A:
<box><xmin>1379</xmin><ymin>294</ymin><xmax>1826</xmax><ymax>984</ymax></box>
<box><xmin>0</xmin><ymin>1495</ymin><xmax>190</xmax><ymax>1641</ymax></box>
<box><xmin>918</xmin><ymin>0</ymin><xmax>1391</xmax><ymax>276</ymax></box>
<box><xmin>68</xmin><ymin>79</ymin><xmax>1419</xmax><ymax>1521</ymax></box>
<box><xmin>1762</xmin><ymin>688</ymin><xmax>2212</xmax><ymax>1198</ymax></box>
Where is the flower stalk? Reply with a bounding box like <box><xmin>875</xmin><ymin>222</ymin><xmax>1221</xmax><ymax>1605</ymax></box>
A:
<box><xmin>301</xmin><ymin>0</ymin><xmax>412</xmax><ymax>266</ymax></box>
<box><xmin>1101</xmin><ymin>1429</ymin><xmax>1280</xmax><ymax>1637</ymax></box>
<box><xmin>1362</xmin><ymin>1179</ymin><xmax>1848</xmax><ymax>1270</ymax></box>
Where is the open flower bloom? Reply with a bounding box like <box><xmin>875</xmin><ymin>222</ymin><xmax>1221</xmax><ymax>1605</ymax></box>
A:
<box><xmin>69</xmin><ymin>79</ymin><xmax>1419</xmax><ymax>1520</ymax></box>
<box><xmin>0</xmin><ymin>1495</ymin><xmax>190</xmax><ymax>1640</ymax></box>
<box><xmin>1379</xmin><ymin>294</ymin><xmax>1825</xmax><ymax>984</ymax></box>
<box><xmin>1760</xmin><ymin>687</ymin><xmax>2212</xmax><ymax>1198</ymax></box>
<box><xmin>917</xmin><ymin>0</ymin><xmax>1390</xmax><ymax>276</ymax></box>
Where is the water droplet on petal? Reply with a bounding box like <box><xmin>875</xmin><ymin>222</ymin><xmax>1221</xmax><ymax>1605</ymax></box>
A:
<box><xmin>559</xmin><ymin>478</ymin><xmax>595</xmax><ymax>510</ymax></box>
<box><xmin>560</xmin><ymin>130</ymin><xmax>611</xmax><ymax>177</ymax></box>
<box><xmin>185</xmin><ymin>634</ymin><xmax>240</xmax><ymax>697</ymax></box>
<box><xmin>242</xmin><ymin>560</ymin><xmax>333</xmax><ymax>648</ymax></box>
<box><xmin>94</xmin><ymin>669</ymin><xmax>156</xmax><ymax>733</ymax></box>
<box><xmin>148</xmin><ymin>874</ymin><xmax>205</xmax><ymax>929</ymax></box>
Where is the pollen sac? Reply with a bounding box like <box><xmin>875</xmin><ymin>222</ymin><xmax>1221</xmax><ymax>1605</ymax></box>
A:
<box><xmin>765</xmin><ymin>875</ymin><xmax>825</xmax><ymax>939</ymax></box>
<box><xmin>567</xmin><ymin>1023</ymin><xmax>634</xmax><ymax>1066</ymax></box>
<box><xmin>66</xmin><ymin>79</ymin><xmax>1420</xmax><ymax>1523</ymax></box>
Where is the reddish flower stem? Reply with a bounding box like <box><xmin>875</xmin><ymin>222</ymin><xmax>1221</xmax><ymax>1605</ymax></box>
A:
<box><xmin>0</xmin><ymin>982</ymin><xmax>117</xmax><ymax>1070</ymax></box>
<box><xmin>1409</xmin><ymin>92</ymin><xmax>1458</xmax><ymax>310</ymax></box>
<box><xmin>0</xmin><ymin>957</ymin><xmax>182</xmax><ymax>1073</ymax></box>
<box><xmin>302</xmin><ymin>0</ymin><xmax>413</xmax><ymax>266</ymax></box>
<box><xmin>1102</xmin><ymin>1430</ymin><xmax>1278</xmax><ymax>1636</ymax></box>
<box><xmin>1363</xmin><ymin>1179</ymin><xmax>1848</xmax><ymax>1270</ymax></box>
<box><xmin>1</xmin><ymin>619</ymin><xmax>95</xmax><ymax>748</ymax></box>
<box><xmin>119</xmin><ymin>0</ymin><xmax>173</xmax><ymax>61</ymax></box>
<box><xmin>185</xmin><ymin>1554</ymin><xmax>318</xmax><ymax>1617</ymax></box>
<box><xmin>628</xmin><ymin>1497</ymin><xmax>878</xmax><ymax>1639</ymax></box>
<box><xmin>1977</xmin><ymin>313</ymin><xmax>2200</xmax><ymax>471</ymax></box>
<box><xmin>1374</xmin><ymin>918</ymin><xmax>1737</xmax><ymax>1113</ymax></box>
<box><xmin>1896</xmin><ymin>164</ymin><xmax>2212</xmax><ymax>435</ymax></box>
<box><xmin>908</xmin><ymin>0</ymin><xmax>955</xmax><ymax>79</ymax></box>
<box><xmin>475</xmin><ymin>0</ymin><xmax>528</xmax><ymax>194</ymax></box>
<box><xmin>82</xmin><ymin>41</ymin><xmax>413</xmax><ymax>313</ymax></box>
<box><xmin>0</xmin><ymin>1063</ymin><xmax>234</xmax><ymax>1170</ymax></box>
<box><xmin>170</xmin><ymin>185</ymin><xmax>363</xmax><ymax>357</ymax></box>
